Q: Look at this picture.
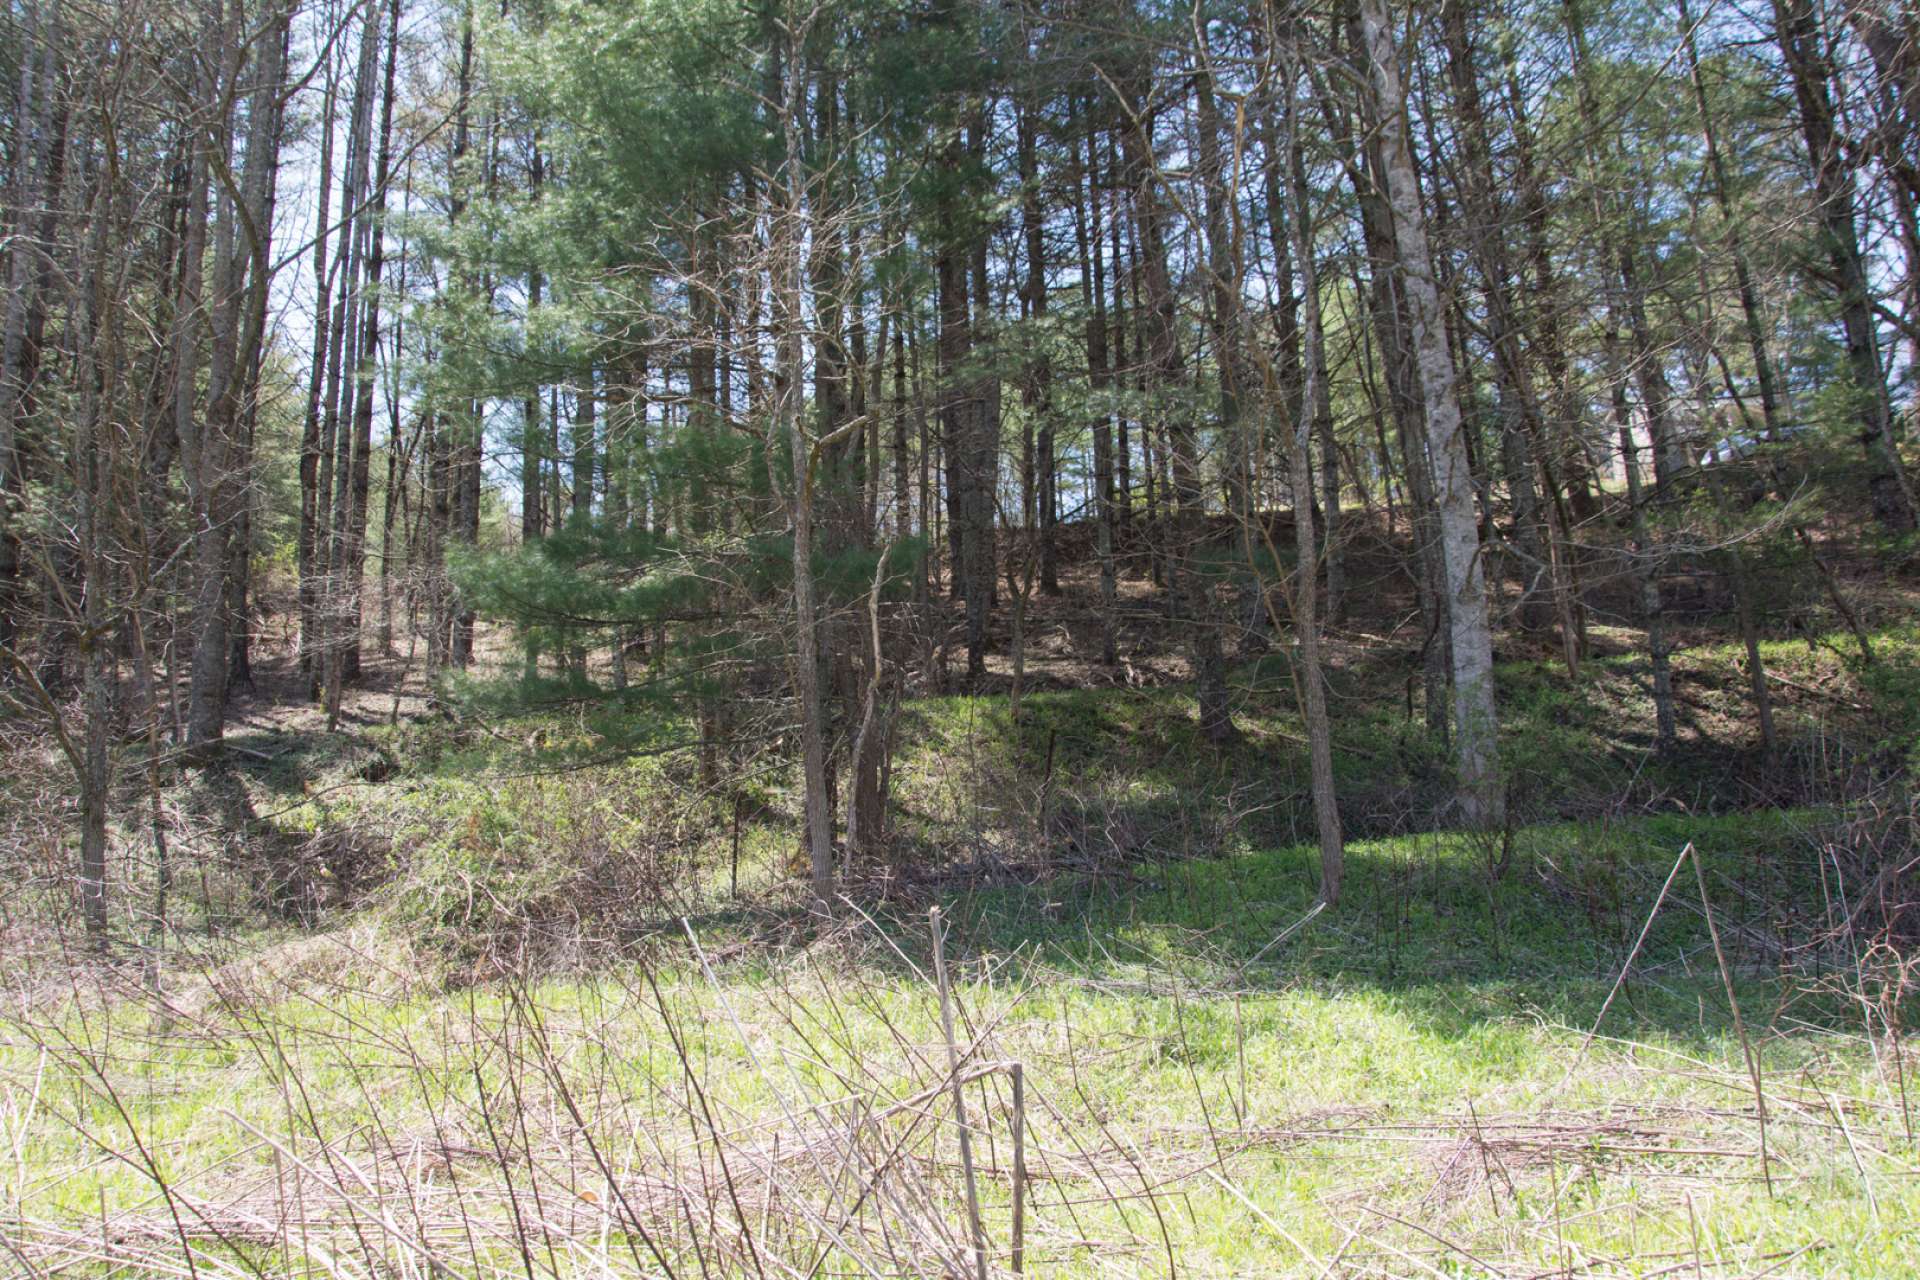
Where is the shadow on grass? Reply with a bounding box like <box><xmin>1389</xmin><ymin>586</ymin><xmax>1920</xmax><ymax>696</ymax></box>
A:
<box><xmin>199</xmin><ymin>659</ymin><xmax>1888</xmax><ymax>1060</ymax></box>
<box><xmin>807</xmin><ymin>806</ymin><xmax>1857</xmax><ymax>1057</ymax></box>
<box><xmin>890</xmin><ymin>675</ymin><xmax>1824</xmax><ymax>868</ymax></box>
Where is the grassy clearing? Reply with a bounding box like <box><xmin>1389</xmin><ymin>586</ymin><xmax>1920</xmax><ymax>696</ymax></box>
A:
<box><xmin>3</xmin><ymin>623</ymin><xmax>1915</xmax><ymax>1276</ymax></box>
<box><xmin>5</xmin><ymin>809</ymin><xmax>1916</xmax><ymax>1277</ymax></box>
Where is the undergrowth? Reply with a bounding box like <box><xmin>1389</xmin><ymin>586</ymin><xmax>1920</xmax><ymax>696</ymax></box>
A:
<box><xmin>2</xmin><ymin>626</ymin><xmax>1917</xmax><ymax>1275</ymax></box>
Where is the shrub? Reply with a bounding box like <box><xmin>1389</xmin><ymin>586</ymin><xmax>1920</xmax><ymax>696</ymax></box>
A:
<box><xmin>372</xmin><ymin>763</ymin><xmax>721</xmax><ymax>974</ymax></box>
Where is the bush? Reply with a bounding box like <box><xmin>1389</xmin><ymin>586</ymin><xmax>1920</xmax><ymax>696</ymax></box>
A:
<box><xmin>372</xmin><ymin>762</ymin><xmax>722</xmax><ymax>974</ymax></box>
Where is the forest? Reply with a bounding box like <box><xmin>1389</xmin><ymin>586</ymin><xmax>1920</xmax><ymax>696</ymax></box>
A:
<box><xmin>2</xmin><ymin>0</ymin><xmax>1920</xmax><ymax>1273</ymax></box>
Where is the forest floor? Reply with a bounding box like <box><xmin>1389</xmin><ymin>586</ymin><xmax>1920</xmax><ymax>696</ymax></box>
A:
<box><xmin>4</xmin><ymin>510</ymin><xmax>1920</xmax><ymax>1276</ymax></box>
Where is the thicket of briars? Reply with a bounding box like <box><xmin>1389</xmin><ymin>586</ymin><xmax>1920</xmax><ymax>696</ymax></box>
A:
<box><xmin>4</xmin><ymin>0</ymin><xmax>1920</xmax><ymax>1274</ymax></box>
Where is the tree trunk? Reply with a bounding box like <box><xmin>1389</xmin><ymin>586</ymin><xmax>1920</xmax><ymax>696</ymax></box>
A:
<box><xmin>1278</xmin><ymin>71</ymin><xmax>1346</xmax><ymax>904</ymax></box>
<box><xmin>1680</xmin><ymin>0</ymin><xmax>1778</xmax><ymax>751</ymax></box>
<box><xmin>176</xmin><ymin>27</ymin><xmax>224</xmax><ymax>758</ymax></box>
<box><xmin>1774</xmin><ymin>0</ymin><xmax>1917</xmax><ymax>530</ymax></box>
<box><xmin>1120</xmin><ymin>85</ymin><xmax>1235</xmax><ymax>743</ymax></box>
<box><xmin>1359</xmin><ymin>0</ymin><xmax>1504</xmax><ymax>827</ymax></box>
<box><xmin>775</xmin><ymin>22</ymin><xmax>834</xmax><ymax>911</ymax></box>
<box><xmin>1442</xmin><ymin>0</ymin><xmax>1568</xmax><ymax>648</ymax></box>
<box><xmin>0</xmin><ymin>1</ymin><xmax>59</xmax><ymax>651</ymax></box>
<box><xmin>329</xmin><ymin>0</ymin><xmax>400</xmax><ymax>713</ymax></box>
<box><xmin>1073</xmin><ymin>119</ymin><xmax>1119</xmax><ymax>666</ymax></box>
<box><xmin>1606</xmin><ymin>339</ymin><xmax>1679</xmax><ymax>753</ymax></box>
<box><xmin>573</xmin><ymin>373</ymin><xmax>596</xmax><ymax>524</ymax></box>
<box><xmin>1016</xmin><ymin>107</ymin><xmax>1059</xmax><ymax>598</ymax></box>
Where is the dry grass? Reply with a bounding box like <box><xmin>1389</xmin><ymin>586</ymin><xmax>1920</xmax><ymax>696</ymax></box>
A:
<box><xmin>4</xmin><ymin>873</ymin><xmax>1916</xmax><ymax>1278</ymax></box>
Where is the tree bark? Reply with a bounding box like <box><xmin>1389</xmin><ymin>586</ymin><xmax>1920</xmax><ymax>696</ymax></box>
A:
<box><xmin>1072</xmin><ymin>118</ymin><xmax>1120</xmax><ymax>666</ymax></box>
<box><xmin>1119</xmin><ymin>82</ymin><xmax>1235</xmax><ymax>743</ymax></box>
<box><xmin>0</xmin><ymin>1</ymin><xmax>59</xmax><ymax>652</ymax></box>
<box><xmin>328</xmin><ymin>0</ymin><xmax>400</xmax><ymax>715</ymax></box>
<box><xmin>1359</xmin><ymin>0</ymin><xmax>1504</xmax><ymax>827</ymax></box>
<box><xmin>774</xmin><ymin>18</ymin><xmax>834</xmax><ymax>911</ymax></box>
<box><xmin>1774</xmin><ymin>0</ymin><xmax>1917</xmax><ymax>530</ymax></box>
<box><xmin>1442</xmin><ymin>0</ymin><xmax>1571</xmax><ymax>652</ymax></box>
<box><xmin>1278</xmin><ymin>69</ymin><xmax>1346</xmax><ymax>904</ymax></box>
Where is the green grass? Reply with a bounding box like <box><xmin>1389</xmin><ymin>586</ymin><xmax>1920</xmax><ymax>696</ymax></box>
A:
<box><xmin>5</xmin><ymin>810</ymin><xmax>1916</xmax><ymax>1277</ymax></box>
<box><xmin>886</xmin><ymin>622</ymin><xmax>1908</xmax><ymax>869</ymax></box>
<box><xmin>181</xmin><ymin>619</ymin><xmax>1917</xmax><ymax>951</ymax></box>
<box><xmin>7</xmin><ymin>622</ymin><xmax>1917</xmax><ymax>1275</ymax></box>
